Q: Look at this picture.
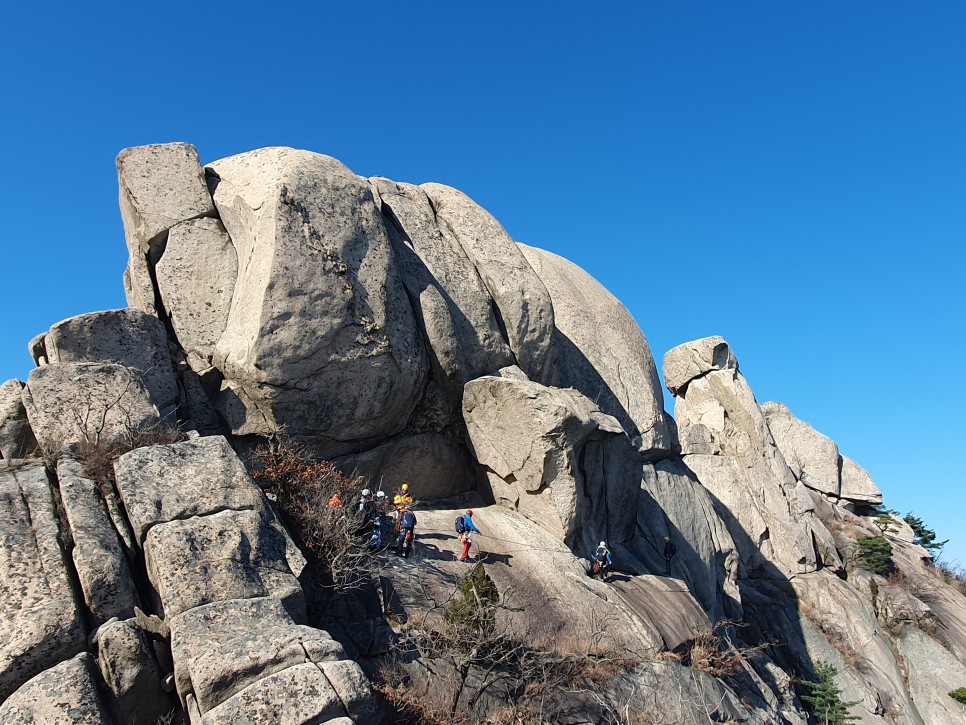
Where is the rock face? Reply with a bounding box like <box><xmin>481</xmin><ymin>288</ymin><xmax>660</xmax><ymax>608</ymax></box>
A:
<box><xmin>0</xmin><ymin>380</ymin><xmax>37</xmax><ymax>459</ymax></box>
<box><xmin>519</xmin><ymin>243</ymin><xmax>672</xmax><ymax>457</ymax></box>
<box><xmin>666</xmin><ymin>337</ymin><xmax>838</xmax><ymax>575</ymax></box>
<box><xmin>206</xmin><ymin>147</ymin><xmax>426</xmax><ymax>454</ymax></box>
<box><xmin>463</xmin><ymin>373</ymin><xmax>640</xmax><ymax>550</ymax></box>
<box><xmin>0</xmin><ymin>461</ymin><xmax>84</xmax><ymax>701</ymax></box>
<box><xmin>5</xmin><ymin>142</ymin><xmax>966</xmax><ymax>725</ymax></box>
<box><xmin>762</xmin><ymin>401</ymin><xmax>883</xmax><ymax>505</ymax></box>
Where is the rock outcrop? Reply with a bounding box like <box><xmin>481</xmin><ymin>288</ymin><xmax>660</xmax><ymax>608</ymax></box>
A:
<box><xmin>1</xmin><ymin>142</ymin><xmax>963</xmax><ymax>725</ymax></box>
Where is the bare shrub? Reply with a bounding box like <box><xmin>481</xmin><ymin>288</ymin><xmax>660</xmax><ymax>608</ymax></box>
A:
<box><xmin>75</xmin><ymin>422</ymin><xmax>183</xmax><ymax>491</ymax></box>
<box><xmin>932</xmin><ymin>560</ymin><xmax>966</xmax><ymax>597</ymax></box>
<box><xmin>250</xmin><ymin>439</ymin><xmax>370</xmax><ymax>593</ymax></box>
<box><xmin>684</xmin><ymin>620</ymin><xmax>771</xmax><ymax>678</ymax></box>
<box><xmin>377</xmin><ymin>562</ymin><xmax>635</xmax><ymax>724</ymax></box>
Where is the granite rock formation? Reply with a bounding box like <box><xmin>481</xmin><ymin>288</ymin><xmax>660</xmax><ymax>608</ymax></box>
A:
<box><xmin>0</xmin><ymin>143</ymin><xmax>962</xmax><ymax>724</ymax></box>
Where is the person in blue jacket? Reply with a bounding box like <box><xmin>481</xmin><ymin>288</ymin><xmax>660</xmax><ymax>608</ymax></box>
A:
<box><xmin>457</xmin><ymin>509</ymin><xmax>482</xmax><ymax>562</ymax></box>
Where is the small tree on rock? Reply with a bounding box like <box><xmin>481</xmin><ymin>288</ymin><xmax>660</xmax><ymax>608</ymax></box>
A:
<box><xmin>856</xmin><ymin>536</ymin><xmax>894</xmax><ymax>576</ymax></box>
<box><xmin>904</xmin><ymin>513</ymin><xmax>948</xmax><ymax>555</ymax></box>
<box><xmin>802</xmin><ymin>661</ymin><xmax>860</xmax><ymax>724</ymax></box>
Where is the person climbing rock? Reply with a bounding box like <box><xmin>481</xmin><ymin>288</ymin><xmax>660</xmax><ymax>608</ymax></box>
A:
<box><xmin>456</xmin><ymin>509</ymin><xmax>482</xmax><ymax>562</ymax></box>
<box><xmin>663</xmin><ymin>536</ymin><xmax>677</xmax><ymax>576</ymax></box>
<box><xmin>592</xmin><ymin>541</ymin><xmax>612</xmax><ymax>581</ymax></box>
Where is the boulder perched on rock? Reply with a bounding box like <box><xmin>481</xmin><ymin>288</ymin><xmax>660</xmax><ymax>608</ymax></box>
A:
<box><xmin>37</xmin><ymin>310</ymin><xmax>179</xmax><ymax>419</ymax></box>
<box><xmin>117</xmin><ymin>142</ymin><xmax>216</xmax><ymax>316</ymax></box>
<box><xmin>840</xmin><ymin>455</ymin><xmax>883</xmax><ymax>505</ymax></box>
<box><xmin>462</xmin><ymin>374</ymin><xmax>640</xmax><ymax>549</ymax></box>
<box><xmin>206</xmin><ymin>147</ymin><xmax>426</xmax><ymax>454</ymax></box>
<box><xmin>520</xmin><ymin>243</ymin><xmax>672</xmax><ymax>456</ymax></box>
<box><xmin>761</xmin><ymin>401</ymin><xmax>841</xmax><ymax>497</ymax></box>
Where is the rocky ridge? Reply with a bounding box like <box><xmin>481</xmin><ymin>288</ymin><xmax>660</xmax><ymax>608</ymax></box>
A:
<box><xmin>0</xmin><ymin>142</ymin><xmax>964</xmax><ymax>724</ymax></box>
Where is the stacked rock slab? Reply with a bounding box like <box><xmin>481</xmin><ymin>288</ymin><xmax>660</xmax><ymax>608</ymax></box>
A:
<box><xmin>56</xmin><ymin>453</ymin><xmax>141</xmax><ymax>627</ymax></box>
<box><xmin>462</xmin><ymin>369</ymin><xmax>640</xmax><ymax>550</ymax></box>
<box><xmin>0</xmin><ymin>654</ymin><xmax>109</xmax><ymax>725</ymax></box>
<box><xmin>111</xmin><ymin>435</ymin><xmax>377</xmax><ymax>722</ymax></box>
<box><xmin>0</xmin><ymin>460</ymin><xmax>84</xmax><ymax>701</ymax></box>
<box><xmin>34</xmin><ymin>310</ymin><xmax>180</xmax><ymax>421</ymax></box>
<box><xmin>117</xmin><ymin>143</ymin><xmax>217</xmax><ymax>316</ymax></box>
<box><xmin>762</xmin><ymin>401</ymin><xmax>883</xmax><ymax>505</ymax></box>
<box><xmin>664</xmin><ymin>337</ymin><xmax>839</xmax><ymax>575</ymax></box>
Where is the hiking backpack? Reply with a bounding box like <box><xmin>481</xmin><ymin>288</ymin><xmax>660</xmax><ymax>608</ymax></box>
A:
<box><xmin>455</xmin><ymin>516</ymin><xmax>467</xmax><ymax>534</ymax></box>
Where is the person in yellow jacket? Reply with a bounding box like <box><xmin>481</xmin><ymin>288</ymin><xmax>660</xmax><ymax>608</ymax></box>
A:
<box><xmin>396</xmin><ymin>482</ymin><xmax>414</xmax><ymax>510</ymax></box>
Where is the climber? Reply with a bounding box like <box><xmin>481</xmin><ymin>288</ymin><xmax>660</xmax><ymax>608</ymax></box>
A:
<box><xmin>456</xmin><ymin>509</ymin><xmax>482</xmax><ymax>562</ymax></box>
<box><xmin>663</xmin><ymin>536</ymin><xmax>677</xmax><ymax>576</ymax></box>
<box><xmin>358</xmin><ymin>488</ymin><xmax>373</xmax><ymax>515</ymax></box>
<box><xmin>592</xmin><ymin>541</ymin><xmax>612</xmax><ymax>581</ymax></box>
<box><xmin>396</xmin><ymin>482</ymin><xmax>415</xmax><ymax>510</ymax></box>
<box><xmin>396</xmin><ymin>505</ymin><xmax>417</xmax><ymax>557</ymax></box>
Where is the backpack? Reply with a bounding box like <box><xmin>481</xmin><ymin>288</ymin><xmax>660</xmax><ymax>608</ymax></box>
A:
<box><xmin>455</xmin><ymin>516</ymin><xmax>467</xmax><ymax>534</ymax></box>
<box><xmin>401</xmin><ymin>510</ymin><xmax>417</xmax><ymax>529</ymax></box>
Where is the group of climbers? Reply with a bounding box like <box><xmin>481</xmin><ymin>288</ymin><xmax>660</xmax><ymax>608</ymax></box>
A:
<box><xmin>352</xmin><ymin>482</ymin><xmax>680</xmax><ymax>578</ymax></box>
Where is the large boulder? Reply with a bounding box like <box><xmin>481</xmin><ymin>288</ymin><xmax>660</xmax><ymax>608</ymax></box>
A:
<box><xmin>519</xmin><ymin>243</ymin><xmax>672</xmax><ymax>457</ymax></box>
<box><xmin>39</xmin><ymin>309</ymin><xmax>179</xmax><ymax>419</ymax></box>
<box><xmin>206</xmin><ymin>147</ymin><xmax>426</xmax><ymax>454</ymax></box>
<box><xmin>0</xmin><ymin>379</ymin><xmax>37</xmax><ymax>459</ymax></box>
<box><xmin>57</xmin><ymin>453</ymin><xmax>140</xmax><ymax>626</ymax></box>
<box><xmin>0</xmin><ymin>653</ymin><xmax>109</xmax><ymax>724</ymax></box>
<box><xmin>462</xmin><ymin>374</ymin><xmax>640</xmax><ymax>550</ymax></box>
<box><xmin>0</xmin><ymin>461</ymin><xmax>84</xmax><ymax>700</ymax></box>
<box><xmin>663</xmin><ymin>335</ymin><xmax>736</xmax><ymax>396</ymax></box>
<box><xmin>21</xmin><ymin>362</ymin><xmax>159</xmax><ymax>456</ymax></box>
<box><xmin>421</xmin><ymin>183</ymin><xmax>555</xmax><ymax>381</ymax></box>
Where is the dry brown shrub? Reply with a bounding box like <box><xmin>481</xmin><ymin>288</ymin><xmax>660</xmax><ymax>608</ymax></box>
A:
<box><xmin>75</xmin><ymin>422</ymin><xmax>183</xmax><ymax>489</ymax></box>
<box><xmin>684</xmin><ymin>621</ymin><xmax>771</xmax><ymax>678</ymax></box>
<box><xmin>250</xmin><ymin>440</ymin><xmax>369</xmax><ymax>592</ymax></box>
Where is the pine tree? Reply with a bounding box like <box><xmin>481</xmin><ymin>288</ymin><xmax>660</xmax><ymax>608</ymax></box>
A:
<box><xmin>903</xmin><ymin>512</ymin><xmax>948</xmax><ymax>554</ymax></box>
<box><xmin>856</xmin><ymin>536</ymin><xmax>894</xmax><ymax>576</ymax></box>
<box><xmin>802</xmin><ymin>662</ymin><xmax>861</xmax><ymax>724</ymax></box>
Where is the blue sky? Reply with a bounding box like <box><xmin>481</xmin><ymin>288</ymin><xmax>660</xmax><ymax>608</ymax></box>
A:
<box><xmin>1</xmin><ymin>3</ymin><xmax>963</xmax><ymax>561</ymax></box>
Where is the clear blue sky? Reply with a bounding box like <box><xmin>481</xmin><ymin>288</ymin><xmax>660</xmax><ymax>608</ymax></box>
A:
<box><xmin>2</xmin><ymin>3</ymin><xmax>963</xmax><ymax>561</ymax></box>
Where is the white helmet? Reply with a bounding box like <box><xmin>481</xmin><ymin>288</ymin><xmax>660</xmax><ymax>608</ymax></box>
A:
<box><xmin>375</xmin><ymin>491</ymin><xmax>386</xmax><ymax>499</ymax></box>
<box><xmin>362</xmin><ymin>488</ymin><xmax>371</xmax><ymax>497</ymax></box>
<box><xmin>599</xmin><ymin>541</ymin><xmax>606</xmax><ymax>548</ymax></box>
